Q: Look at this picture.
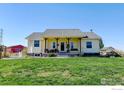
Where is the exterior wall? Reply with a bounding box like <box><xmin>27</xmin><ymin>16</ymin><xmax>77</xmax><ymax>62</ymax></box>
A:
<box><xmin>27</xmin><ymin>39</ymin><xmax>42</xmax><ymax>53</ymax></box>
<box><xmin>69</xmin><ymin>38</ymin><xmax>80</xmax><ymax>53</ymax></box>
<box><xmin>41</xmin><ymin>39</ymin><xmax>45</xmax><ymax>53</ymax></box>
<box><xmin>45</xmin><ymin>38</ymin><xmax>68</xmax><ymax>52</ymax></box>
<box><xmin>27</xmin><ymin>38</ymin><xmax>100</xmax><ymax>54</ymax></box>
<box><xmin>58</xmin><ymin>38</ymin><xmax>68</xmax><ymax>52</ymax></box>
<box><xmin>45</xmin><ymin>38</ymin><xmax>80</xmax><ymax>52</ymax></box>
<box><xmin>81</xmin><ymin>39</ymin><xmax>100</xmax><ymax>53</ymax></box>
<box><xmin>47</xmin><ymin>38</ymin><xmax>57</xmax><ymax>49</ymax></box>
<box><xmin>6</xmin><ymin>47</ymin><xmax>27</xmax><ymax>57</ymax></box>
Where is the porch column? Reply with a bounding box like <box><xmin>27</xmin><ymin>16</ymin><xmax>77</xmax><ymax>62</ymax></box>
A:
<box><xmin>67</xmin><ymin>38</ymin><xmax>70</xmax><ymax>53</ymax></box>
<box><xmin>79</xmin><ymin>38</ymin><xmax>81</xmax><ymax>53</ymax></box>
<box><xmin>56</xmin><ymin>38</ymin><xmax>59</xmax><ymax>52</ymax></box>
<box><xmin>44</xmin><ymin>38</ymin><xmax>47</xmax><ymax>53</ymax></box>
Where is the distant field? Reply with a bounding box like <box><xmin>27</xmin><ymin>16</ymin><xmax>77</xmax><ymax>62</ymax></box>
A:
<box><xmin>0</xmin><ymin>57</ymin><xmax>124</xmax><ymax>85</ymax></box>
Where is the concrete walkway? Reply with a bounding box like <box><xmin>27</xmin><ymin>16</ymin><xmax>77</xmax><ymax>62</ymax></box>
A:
<box><xmin>1</xmin><ymin>56</ymin><xmax>71</xmax><ymax>60</ymax></box>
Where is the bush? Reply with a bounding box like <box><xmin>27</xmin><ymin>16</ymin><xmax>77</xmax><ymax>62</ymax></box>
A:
<box><xmin>48</xmin><ymin>53</ymin><xmax>57</xmax><ymax>57</ymax></box>
<box><xmin>49</xmin><ymin>49</ymin><xmax>59</xmax><ymax>53</ymax></box>
<box><xmin>71</xmin><ymin>48</ymin><xmax>78</xmax><ymax>51</ymax></box>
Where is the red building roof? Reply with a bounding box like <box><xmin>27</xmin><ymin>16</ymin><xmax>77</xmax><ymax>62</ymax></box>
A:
<box><xmin>7</xmin><ymin>45</ymin><xmax>26</xmax><ymax>53</ymax></box>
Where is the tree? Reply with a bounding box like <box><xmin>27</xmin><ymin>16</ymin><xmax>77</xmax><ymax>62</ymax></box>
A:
<box><xmin>99</xmin><ymin>39</ymin><xmax>104</xmax><ymax>49</ymax></box>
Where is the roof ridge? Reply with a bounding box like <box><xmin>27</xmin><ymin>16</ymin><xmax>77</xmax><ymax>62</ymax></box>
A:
<box><xmin>7</xmin><ymin>45</ymin><xmax>25</xmax><ymax>48</ymax></box>
<box><xmin>26</xmin><ymin>29</ymin><xmax>101</xmax><ymax>39</ymax></box>
<box><xmin>33</xmin><ymin>32</ymin><xmax>42</xmax><ymax>33</ymax></box>
<box><xmin>46</xmin><ymin>29</ymin><xmax>80</xmax><ymax>30</ymax></box>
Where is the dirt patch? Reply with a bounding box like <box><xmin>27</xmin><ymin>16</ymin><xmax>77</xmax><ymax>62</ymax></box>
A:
<box><xmin>37</xmin><ymin>70</ymin><xmax>72</xmax><ymax>78</ymax></box>
<box><xmin>1</xmin><ymin>71</ymin><xmax>13</xmax><ymax>77</ymax></box>
<box><xmin>37</xmin><ymin>71</ymin><xmax>61</xmax><ymax>77</ymax></box>
<box><xmin>62</xmin><ymin>70</ymin><xmax>71</xmax><ymax>78</ymax></box>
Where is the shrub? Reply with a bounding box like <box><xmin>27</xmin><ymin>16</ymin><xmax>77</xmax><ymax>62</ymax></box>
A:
<box><xmin>49</xmin><ymin>49</ymin><xmax>59</xmax><ymax>53</ymax></box>
<box><xmin>71</xmin><ymin>48</ymin><xmax>78</xmax><ymax>51</ymax></box>
<box><xmin>48</xmin><ymin>53</ymin><xmax>57</xmax><ymax>57</ymax></box>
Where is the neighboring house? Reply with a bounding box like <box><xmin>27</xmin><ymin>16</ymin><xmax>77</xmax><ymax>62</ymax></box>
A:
<box><xmin>26</xmin><ymin>29</ymin><xmax>103</xmax><ymax>56</ymax></box>
<box><xmin>6</xmin><ymin>45</ymin><xmax>27</xmax><ymax>57</ymax></box>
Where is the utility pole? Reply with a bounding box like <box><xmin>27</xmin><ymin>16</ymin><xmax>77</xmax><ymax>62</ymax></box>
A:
<box><xmin>0</xmin><ymin>28</ymin><xmax>3</xmax><ymax>45</ymax></box>
<box><xmin>0</xmin><ymin>28</ymin><xmax>3</xmax><ymax>59</ymax></box>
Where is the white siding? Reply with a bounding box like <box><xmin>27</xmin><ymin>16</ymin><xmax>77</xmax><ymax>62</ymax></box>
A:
<box><xmin>27</xmin><ymin>39</ymin><xmax>42</xmax><ymax>53</ymax></box>
<box><xmin>81</xmin><ymin>39</ymin><xmax>100</xmax><ymax>53</ymax></box>
<box><xmin>27</xmin><ymin>38</ymin><xmax>100</xmax><ymax>54</ymax></box>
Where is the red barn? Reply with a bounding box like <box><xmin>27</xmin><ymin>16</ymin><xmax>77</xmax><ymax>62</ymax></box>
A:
<box><xmin>7</xmin><ymin>45</ymin><xmax>25</xmax><ymax>53</ymax></box>
<box><xmin>7</xmin><ymin>45</ymin><xmax>27</xmax><ymax>57</ymax></box>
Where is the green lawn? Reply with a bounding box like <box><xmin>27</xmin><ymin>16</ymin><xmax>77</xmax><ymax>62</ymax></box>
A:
<box><xmin>0</xmin><ymin>57</ymin><xmax>124</xmax><ymax>85</ymax></box>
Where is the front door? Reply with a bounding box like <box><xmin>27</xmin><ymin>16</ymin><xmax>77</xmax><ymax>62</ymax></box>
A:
<box><xmin>61</xmin><ymin>42</ymin><xmax>65</xmax><ymax>51</ymax></box>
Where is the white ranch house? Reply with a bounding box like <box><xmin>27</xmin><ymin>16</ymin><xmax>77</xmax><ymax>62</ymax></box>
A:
<box><xmin>26</xmin><ymin>29</ymin><xmax>103</xmax><ymax>56</ymax></box>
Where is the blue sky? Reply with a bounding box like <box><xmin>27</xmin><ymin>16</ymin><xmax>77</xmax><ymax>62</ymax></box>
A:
<box><xmin>0</xmin><ymin>3</ymin><xmax>124</xmax><ymax>50</ymax></box>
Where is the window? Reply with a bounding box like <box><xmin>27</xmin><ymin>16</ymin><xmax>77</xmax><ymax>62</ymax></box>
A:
<box><xmin>86</xmin><ymin>42</ymin><xmax>92</xmax><ymax>48</ymax></box>
<box><xmin>53</xmin><ymin>42</ymin><xmax>56</xmax><ymax>48</ymax></box>
<box><xmin>70</xmin><ymin>42</ymin><xmax>74</xmax><ymax>49</ymax></box>
<box><xmin>34</xmin><ymin>40</ymin><xmax>40</xmax><ymax>47</ymax></box>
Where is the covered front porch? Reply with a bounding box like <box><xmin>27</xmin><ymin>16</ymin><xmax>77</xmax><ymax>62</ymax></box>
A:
<box><xmin>43</xmin><ymin>37</ymin><xmax>82</xmax><ymax>54</ymax></box>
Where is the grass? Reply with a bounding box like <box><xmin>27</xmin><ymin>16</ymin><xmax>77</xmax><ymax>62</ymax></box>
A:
<box><xmin>0</xmin><ymin>57</ymin><xmax>124</xmax><ymax>85</ymax></box>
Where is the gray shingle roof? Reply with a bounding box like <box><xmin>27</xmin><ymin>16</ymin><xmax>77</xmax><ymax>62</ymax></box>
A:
<box><xmin>26</xmin><ymin>32</ymin><xmax>42</xmax><ymax>40</ymax></box>
<box><xmin>41</xmin><ymin>29</ymin><xmax>83</xmax><ymax>38</ymax></box>
<box><xmin>26</xmin><ymin>29</ymin><xmax>101</xmax><ymax>39</ymax></box>
<box><xmin>82</xmin><ymin>32</ymin><xmax>101</xmax><ymax>39</ymax></box>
